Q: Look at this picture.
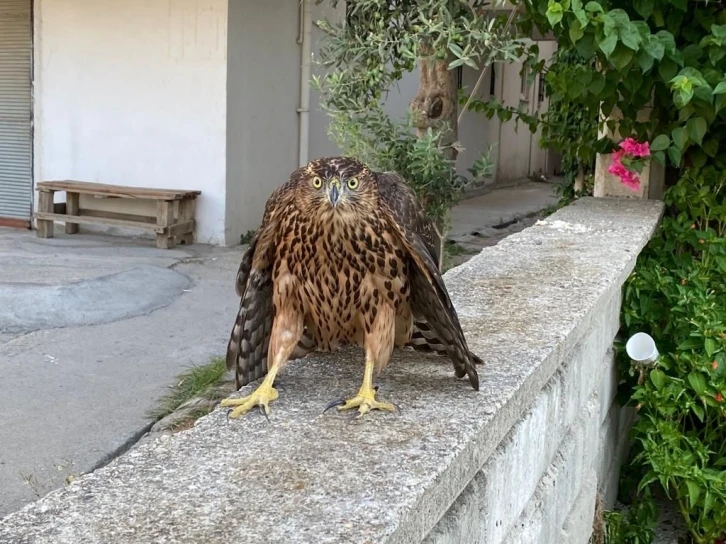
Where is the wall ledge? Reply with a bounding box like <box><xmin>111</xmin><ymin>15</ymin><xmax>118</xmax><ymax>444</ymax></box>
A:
<box><xmin>0</xmin><ymin>197</ymin><xmax>665</xmax><ymax>544</ymax></box>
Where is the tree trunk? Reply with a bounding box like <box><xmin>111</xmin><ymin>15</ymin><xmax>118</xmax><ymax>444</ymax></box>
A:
<box><xmin>409</xmin><ymin>52</ymin><xmax>460</xmax><ymax>161</ymax></box>
<box><xmin>409</xmin><ymin>50</ymin><xmax>460</xmax><ymax>269</ymax></box>
<box><xmin>574</xmin><ymin>163</ymin><xmax>585</xmax><ymax>195</ymax></box>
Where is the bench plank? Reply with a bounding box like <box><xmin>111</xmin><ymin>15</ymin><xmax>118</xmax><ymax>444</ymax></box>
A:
<box><xmin>35</xmin><ymin>212</ymin><xmax>161</xmax><ymax>233</ymax></box>
<box><xmin>37</xmin><ymin>181</ymin><xmax>201</xmax><ymax>201</ymax></box>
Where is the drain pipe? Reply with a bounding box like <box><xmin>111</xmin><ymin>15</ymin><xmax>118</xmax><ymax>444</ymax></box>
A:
<box><xmin>298</xmin><ymin>0</ymin><xmax>313</xmax><ymax>167</ymax></box>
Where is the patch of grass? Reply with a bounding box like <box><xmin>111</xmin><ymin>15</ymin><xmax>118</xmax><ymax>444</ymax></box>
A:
<box><xmin>442</xmin><ymin>241</ymin><xmax>479</xmax><ymax>272</ymax></box>
<box><xmin>240</xmin><ymin>229</ymin><xmax>256</xmax><ymax>245</ymax></box>
<box><xmin>146</xmin><ymin>357</ymin><xmax>229</xmax><ymax>427</ymax></box>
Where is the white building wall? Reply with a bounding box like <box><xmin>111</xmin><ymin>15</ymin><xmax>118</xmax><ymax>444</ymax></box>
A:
<box><xmin>225</xmin><ymin>0</ymin><xmax>301</xmax><ymax>245</ymax></box>
<box><xmin>33</xmin><ymin>0</ymin><xmax>229</xmax><ymax>244</ymax></box>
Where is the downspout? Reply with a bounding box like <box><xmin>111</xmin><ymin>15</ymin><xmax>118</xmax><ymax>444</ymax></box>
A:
<box><xmin>297</xmin><ymin>0</ymin><xmax>313</xmax><ymax>167</ymax></box>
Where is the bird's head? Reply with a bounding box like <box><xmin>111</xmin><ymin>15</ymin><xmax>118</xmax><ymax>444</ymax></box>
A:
<box><xmin>298</xmin><ymin>157</ymin><xmax>376</xmax><ymax>214</ymax></box>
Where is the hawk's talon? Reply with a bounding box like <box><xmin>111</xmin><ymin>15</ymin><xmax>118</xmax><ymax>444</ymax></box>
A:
<box><xmin>220</xmin><ymin>384</ymin><xmax>279</xmax><ymax>419</ymax></box>
<box><xmin>334</xmin><ymin>390</ymin><xmax>397</xmax><ymax>418</ymax></box>
<box><xmin>323</xmin><ymin>398</ymin><xmax>346</xmax><ymax>413</ymax></box>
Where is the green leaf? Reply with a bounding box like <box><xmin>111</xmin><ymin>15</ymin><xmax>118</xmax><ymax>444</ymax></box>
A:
<box><xmin>653</xmin><ymin>150</ymin><xmax>666</xmax><ymax>165</ymax></box>
<box><xmin>620</xmin><ymin>23</ymin><xmax>642</xmax><ymax>50</ymax></box>
<box><xmin>691</xmin><ymin>148</ymin><xmax>707</xmax><ymax>169</ymax></box>
<box><xmin>674</xmin><ymin>86</ymin><xmax>695</xmax><ymax>108</ymax></box>
<box><xmin>588</xmin><ymin>73</ymin><xmax>606</xmax><ymax>95</ymax></box>
<box><xmin>656</xmin><ymin>30</ymin><xmax>676</xmax><ymax>55</ymax></box>
<box><xmin>650</xmin><ymin>369</ymin><xmax>666</xmax><ymax>391</ymax></box>
<box><xmin>546</xmin><ymin>1</ymin><xmax>564</xmax><ymax>26</ymax></box>
<box><xmin>686</xmin><ymin>481</ymin><xmax>701</xmax><ymax>509</ymax></box>
<box><xmin>584</xmin><ymin>1</ymin><xmax>603</xmax><ymax>13</ymax></box>
<box><xmin>610</xmin><ymin>45</ymin><xmax>635</xmax><ymax>70</ymax></box>
<box><xmin>692</xmin><ymin>403</ymin><xmax>705</xmax><ymax>422</ymax></box>
<box><xmin>672</xmin><ymin>126</ymin><xmax>688</xmax><ymax>149</ymax></box>
<box><xmin>705</xmin><ymin>337</ymin><xmax>718</xmax><ymax>357</ymax></box>
<box><xmin>709</xmin><ymin>47</ymin><xmax>726</xmax><ymax>65</ymax></box>
<box><xmin>650</xmin><ymin>134</ymin><xmax>670</xmax><ymax>151</ymax></box>
<box><xmin>569</xmin><ymin>19</ymin><xmax>585</xmax><ymax>43</ymax></box>
<box><xmin>449</xmin><ymin>43</ymin><xmax>465</xmax><ymax>58</ymax></box>
<box><xmin>633</xmin><ymin>0</ymin><xmax>654</xmax><ymax>19</ymax></box>
<box><xmin>668</xmin><ymin>145</ymin><xmax>682</xmax><ymax>166</ymax></box>
<box><xmin>636</xmin><ymin>49</ymin><xmax>655</xmax><ymax>72</ymax></box>
<box><xmin>686</xmin><ymin>117</ymin><xmax>707</xmax><ymax>146</ymax></box>
<box><xmin>703</xmin><ymin>138</ymin><xmax>719</xmax><ymax>157</ymax></box>
<box><xmin>658</xmin><ymin>58</ymin><xmax>678</xmax><ymax>83</ymax></box>
<box><xmin>688</xmin><ymin>371</ymin><xmax>707</xmax><ymax>396</ymax></box>
<box><xmin>716</xmin><ymin>93</ymin><xmax>726</xmax><ymax>114</ymax></box>
<box><xmin>643</xmin><ymin>35</ymin><xmax>665</xmax><ymax>60</ymax></box>
<box><xmin>599</xmin><ymin>33</ymin><xmax>618</xmax><ymax>57</ymax></box>
<box><xmin>713</xmin><ymin>81</ymin><xmax>726</xmax><ymax>95</ymax></box>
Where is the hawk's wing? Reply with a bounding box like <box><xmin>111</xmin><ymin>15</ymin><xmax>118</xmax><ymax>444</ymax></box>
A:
<box><xmin>226</xmin><ymin>183</ymin><xmax>314</xmax><ymax>389</ymax></box>
<box><xmin>376</xmin><ymin>171</ymin><xmax>480</xmax><ymax>390</ymax></box>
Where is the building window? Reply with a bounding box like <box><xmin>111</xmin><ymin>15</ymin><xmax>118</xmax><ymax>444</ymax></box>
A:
<box><xmin>489</xmin><ymin>64</ymin><xmax>496</xmax><ymax>96</ymax></box>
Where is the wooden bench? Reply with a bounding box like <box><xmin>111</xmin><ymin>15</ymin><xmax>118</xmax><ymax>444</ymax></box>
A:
<box><xmin>35</xmin><ymin>181</ymin><xmax>202</xmax><ymax>249</ymax></box>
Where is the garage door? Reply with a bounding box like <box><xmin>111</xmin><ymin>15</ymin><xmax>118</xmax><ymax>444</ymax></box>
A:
<box><xmin>0</xmin><ymin>0</ymin><xmax>32</xmax><ymax>226</ymax></box>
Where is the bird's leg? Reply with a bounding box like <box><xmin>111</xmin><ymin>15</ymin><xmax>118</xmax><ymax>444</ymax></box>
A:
<box><xmin>332</xmin><ymin>355</ymin><xmax>397</xmax><ymax>417</ymax></box>
<box><xmin>221</xmin><ymin>365</ymin><xmax>282</xmax><ymax>419</ymax></box>
<box><xmin>221</xmin><ymin>299</ymin><xmax>303</xmax><ymax>419</ymax></box>
<box><xmin>331</xmin><ymin>302</ymin><xmax>396</xmax><ymax>418</ymax></box>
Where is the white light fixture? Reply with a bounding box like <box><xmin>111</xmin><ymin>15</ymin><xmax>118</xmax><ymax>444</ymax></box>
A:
<box><xmin>626</xmin><ymin>332</ymin><xmax>659</xmax><ymax>367</ymax></box>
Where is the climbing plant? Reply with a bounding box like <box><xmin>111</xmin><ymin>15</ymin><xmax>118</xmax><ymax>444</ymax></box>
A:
<box><xmin>511</xmin><ymin>1</ymin><xmax>726</xmax><ymax>542</ymax></box>
<box><xmin>519</xmin><ymin>0</ymin><xmax>726</xmax><ymax>174</ymax></box>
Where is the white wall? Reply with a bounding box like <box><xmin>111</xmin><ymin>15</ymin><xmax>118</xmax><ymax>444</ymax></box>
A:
<box><xmin>225</xmin><ymin>0</ymin><xmax>302</xmax><ymax>245</ymax></box>
<box><xmin>34</xmin><ymin>0</ymin><xmax>229</xmax><ymax>244</ymax></box>
<box><xmin>458</xmin><ymin>65</ymin><xmax>500</xmax><ymax>183</ymax></box>
<box><xmin>496</xmin><ymin>41</ymin><xmax>558</xmax><ymax>182</ymax></box>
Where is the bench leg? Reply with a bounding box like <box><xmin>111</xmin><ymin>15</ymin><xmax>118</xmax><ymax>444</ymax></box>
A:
<box><xmin>65</xmin><ymin>192</ymin><xmax>80</xmax><ymax>234</ymax></box>
<box><xmin>156</xmin><ymin>200</ymin><xmax>175</xmax><ymax>249</ymax></box>
<box><xmin>36</xmin><ymin>190</ymin><xmax>55</xmax><ymax>238</ymax></box>
<box><xmin>178</xmin><ymin>199</ymin><xmax>195</xmax><ymax>245</ymax></box>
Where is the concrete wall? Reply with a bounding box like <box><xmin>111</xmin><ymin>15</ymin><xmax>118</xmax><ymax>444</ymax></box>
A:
<box><xmin>33</xmin><ymin>0</ymin><xmax>228</xmax><ymax>244</ymax></box>
<box><xmin>424</xmin><ymin>295</ymin><xmax>633</xmax><ymax>543</ymax></box>
<box><xmin>225</xmin><ymin>0</ymin><xmax>302</xmax><ymax>245</ymax></box>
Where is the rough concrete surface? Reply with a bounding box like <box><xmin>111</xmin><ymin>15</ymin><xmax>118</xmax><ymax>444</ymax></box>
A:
<box><xmin>0</xmin><ymin>198</ymin><xmax>664</xmax><ymax>544</ymax></box>
<box><xmin>0</xmin><ymin>231</ymin><xmax>242</xmax><ymax>518</ymax></box>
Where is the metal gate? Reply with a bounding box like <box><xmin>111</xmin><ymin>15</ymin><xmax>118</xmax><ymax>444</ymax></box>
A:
<box><xmin>0</xmin><ymin>0</ymin><xmax>32</xmax><ymax>226</ymax></box>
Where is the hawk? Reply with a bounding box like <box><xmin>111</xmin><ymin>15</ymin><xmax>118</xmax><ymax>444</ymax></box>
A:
<box><xmin>221</xmin><ymin>157</ymin><xmax>480</xmax><ymax>419</ymax></box>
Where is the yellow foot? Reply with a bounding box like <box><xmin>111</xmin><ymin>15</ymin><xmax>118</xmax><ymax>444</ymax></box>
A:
<box><xmin>325</xmin><ymin>387</ymin><xmax>397</xmax><ymax>418</ymax></box>
<box><xmin>220</xmin><ymin>384</ymin><xmax>279</xmax><ymax>419</ymax></box>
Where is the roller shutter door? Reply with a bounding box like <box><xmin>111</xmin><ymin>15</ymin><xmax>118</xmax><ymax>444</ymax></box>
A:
<box><xmin>0</xmin><ymin>0</ymin><xmax>32</xmax><ymax>224</ymax></box>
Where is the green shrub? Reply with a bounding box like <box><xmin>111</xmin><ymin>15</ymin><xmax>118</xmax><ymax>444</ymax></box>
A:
<box><xmin>620</xmin><ymin>166</ymin><xmax>726</xmax><ymax>543</ymax></box>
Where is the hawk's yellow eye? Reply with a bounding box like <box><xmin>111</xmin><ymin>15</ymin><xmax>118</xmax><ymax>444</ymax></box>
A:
<box><xmin>347</xmin><ymin>177</ymin><xmax>359</xmax><ymax>190</ymax></box>
<box><xmin>312</xmin><ymin>176</ymin><xmax>322</xmax><ymax>189</ymax></box>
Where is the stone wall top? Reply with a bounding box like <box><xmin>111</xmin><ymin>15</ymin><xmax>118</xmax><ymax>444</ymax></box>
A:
<box><xmin>0</xmin><ymin>198</ymin><xmax>665</xmax><ymax>544</ymax></box>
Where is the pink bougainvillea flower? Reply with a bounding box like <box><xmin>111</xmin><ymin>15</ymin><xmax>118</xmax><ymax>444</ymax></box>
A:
<box><xmin>620</xmin><ymin>137</ymin><xmax>651</xmax><ymax>157</ymax></box>
<box><xmin>608</xmin><ymin>137</ymin><xmax>649</xmax><ymax>191</ymax></box>
<box><xmin>620</xmin><ymin>170</ymin><xmax>641</xmax><ymax>191</ymax></box>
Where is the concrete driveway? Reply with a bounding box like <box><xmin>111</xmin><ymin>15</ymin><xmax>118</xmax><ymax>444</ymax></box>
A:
<box><xmin>0</xmin><ymin>229</ymin><xmax>243</xmax><ymax>517</ymax></box>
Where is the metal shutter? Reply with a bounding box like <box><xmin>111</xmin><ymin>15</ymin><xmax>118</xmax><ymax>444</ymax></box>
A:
<box><xmin>0</xmin><ymin>0</ymin><xmax>32</xmax><ymax>222</ymax></box>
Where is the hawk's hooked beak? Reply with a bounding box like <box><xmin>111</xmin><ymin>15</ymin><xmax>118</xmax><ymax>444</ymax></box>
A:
<box><xmin>328</xmin><ymin>178</ymin><xmax>341</xmax><ymax>206</ymax></box>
